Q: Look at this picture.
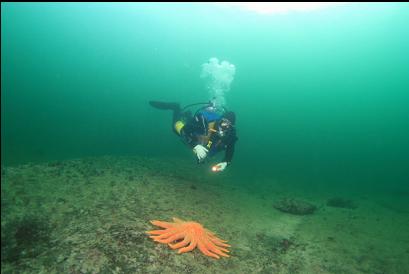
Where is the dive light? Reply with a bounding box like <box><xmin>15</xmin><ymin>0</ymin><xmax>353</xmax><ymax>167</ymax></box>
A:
<box><xmin>212</xmin><ymin>164</ymin><xmax>222</xmax><ymax>172</ymax></box>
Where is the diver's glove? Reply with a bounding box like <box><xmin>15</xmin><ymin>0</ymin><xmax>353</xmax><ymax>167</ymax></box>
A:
<box><xmin>212</xmin><ymin>162</ymin><xmax>228</xmax><ymax>172</ymax></box>
<box><xmin>193</xmin><ymin>145</ymin><xmax>208</xmax><ymax>162</ymax></box>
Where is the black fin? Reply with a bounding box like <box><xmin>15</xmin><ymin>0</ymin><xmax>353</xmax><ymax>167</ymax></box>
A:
<box><xmin>149</xmin><ymin>101</ymin><xmax>180</xmax><ymax>111</ymax></box>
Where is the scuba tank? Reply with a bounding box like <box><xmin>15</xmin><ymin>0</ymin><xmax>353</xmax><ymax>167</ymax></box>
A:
<box><xmin>179</xmin><ymin>98</ymin><xmax>226</xmax><ymax>139</ymax></box>
<box><xmin>181</xmin><ymin>97</ymin><xmax>227</xmax><ymax>118</ymax></box>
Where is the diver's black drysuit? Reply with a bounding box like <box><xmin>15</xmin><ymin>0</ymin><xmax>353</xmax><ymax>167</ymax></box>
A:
<box><xmin>149</xmin><ymin>101</ymin><xmax>238</xmax><ymax>164</ymax></box>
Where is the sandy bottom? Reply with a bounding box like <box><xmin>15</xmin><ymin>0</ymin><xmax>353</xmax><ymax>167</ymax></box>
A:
<box><xmin>1</xmin><ymin>156</ymin><xmax>408</xmax><ymax>273</ymax></box>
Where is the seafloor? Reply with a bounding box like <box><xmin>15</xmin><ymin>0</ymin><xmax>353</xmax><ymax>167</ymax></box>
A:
<box><xmin>1</xmin><ymin>156</ymin><xmax>408</xmax><ymax>274</ymax></box>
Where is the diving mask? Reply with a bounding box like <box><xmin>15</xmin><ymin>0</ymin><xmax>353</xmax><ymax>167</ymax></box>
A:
<box><xmin>218</xmin><ymin>118</ymin><xmax>232</xmax><ymax>137</ymax></box>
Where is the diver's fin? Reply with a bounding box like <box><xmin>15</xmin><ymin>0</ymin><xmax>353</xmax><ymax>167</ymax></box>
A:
<box><xmin>149</xmin><ymin>101</ymin><xmax>180</xmax><ymax>111</ymax></box>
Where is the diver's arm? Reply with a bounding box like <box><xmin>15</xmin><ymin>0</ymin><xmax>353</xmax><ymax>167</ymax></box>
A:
<box><xmin>180</xmin><ymin>114</ymin><xmax>207</xmax><ymax>148</ymax></box>
<box><xmin>180</xmin><ymin>124</ymin><xmax>199</xmax><ymax>148</ymax></box>
<box><xmin>222</xmin><ymin>130</ymin><xmax>238</xmax><ymax>164</ymax></box>
<box><xmin>180</xmin><ymin>128</ymin><xmax>194</xmax><ymax>147</ymax></box>
<box><xmin>212</xmin><ymin>143</ymin><xmax>235</xmax><ymax>172</ymax></box>
<box><xmin>181</xmin><ymin>124</ymin><xmax>209</xmax><ymax>163</ymax></box>
<box><xmin>223</xmin><ymin>142</ymin><xmax>235</xmax><ymax>164</ymax></box>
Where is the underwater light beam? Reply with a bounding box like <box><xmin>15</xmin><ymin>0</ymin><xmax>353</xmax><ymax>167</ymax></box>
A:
<box><xmin>220</xmin><ymin>2</ymin><xmax>346</xmax><ymax>14</ymax></box>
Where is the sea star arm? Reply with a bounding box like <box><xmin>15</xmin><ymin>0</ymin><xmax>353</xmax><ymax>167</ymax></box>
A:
<box><xmin>178</xmin><ymin>237</ymin><xmax>197</xmax><ymax>254</ymax></box>
<box><xmin>169</xmin><ymin>235</ymin><xmax>190</xmax><ymax>249</ymax></box>
<box><xmin>150</xmin><ymin>220</ymin><xmax>175</xmax><ymax>228</ymax></box>
<box><xmin>197</xmin><ymin>240</ymin><xmax>221</xmax><ymax>259</ymax></box>
<box><xmin>172</xmin><ymin>217</ymin><xmax>185</xmax><ymax>223</ymax></box>
<box><xmin>146</xmin><ymin>229</ymin><xmax>171</xmax><ymax>235</ymax></box>
<box><xmin>206</xmin><ymin>231</ymin><xmax>231</xmax><ymax>247</ymax></box>
<box><xmin>200</xmin><ymin>235</ymin><xmax>230</xmax><ymax>258</ymax></box>
<box><xmin>149</xmin><ymin>229</ymin><xmax>178</xmax><ymax>242</ymax></box>
<box><xmin>155</xmin><ymin>232</ymin><xmax>185</xmax><ymax>244</ymax></box>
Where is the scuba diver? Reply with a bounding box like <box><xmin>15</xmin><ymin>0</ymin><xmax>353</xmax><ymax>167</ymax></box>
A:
<box><xmin>149</xmin><ymin>99</ymin><xmax>238</xmax><ymax>172</ymax></box>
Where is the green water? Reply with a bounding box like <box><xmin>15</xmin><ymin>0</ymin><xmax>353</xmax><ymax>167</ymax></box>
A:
<box><xmin>2</xmin><ymin>3</ymin><xmax>409</xmax><ymax>273</ymax></box>
<box><xmin>2</xmin><ymin>2</ymin><xmax>409</xmax><ymax>191</ymax></box>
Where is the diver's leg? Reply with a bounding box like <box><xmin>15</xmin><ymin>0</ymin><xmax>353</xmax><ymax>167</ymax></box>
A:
<box><xmin>148</xmin><ymin>101</ymin><xmax>182</xmax><ymax>134</ymax></box>
<box><xmin>149</xmin><ymin>101</ymin><xmax>180</xmax><ymax>111</ymax></box>
<box><xmin>172</xmin><ymin>107</ymin><xmax>183</xmax><ymax>136</ymax></box>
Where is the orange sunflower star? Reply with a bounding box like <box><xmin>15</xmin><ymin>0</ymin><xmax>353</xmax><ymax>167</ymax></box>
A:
<box><xmin>146</xmin><ymin>217</ymin><xmax>230</xmax><ymax>259</ymax></box>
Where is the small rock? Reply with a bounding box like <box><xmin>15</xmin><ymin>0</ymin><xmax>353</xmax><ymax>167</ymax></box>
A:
<box><xmin>327</xmin><ymin>197</ymin><xmax>357</xmax><ymax>209</ymax></box>
<box><xmin>273</xmin><ymin>198</ymin><xmax>317</xmax><ymax>215</ymax></box>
